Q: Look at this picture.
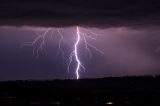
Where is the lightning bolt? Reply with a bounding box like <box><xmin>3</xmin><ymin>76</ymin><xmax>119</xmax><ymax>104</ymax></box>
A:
<box><xmin>21</xmin><ymin>28</ymin><xmax>64</xmax><ymax>58</ymax></box>
<box><xmin>67</xmin><ymin>26</ymin><xmax>103</xmax><ymax>79</ymax></box>
<box><xmin>75</xmin><ymin>26</ymin><xmax>83</xmax><ymax>79</ymax></box>
<box><xmin>22</xmin><ymin>26</ymin><xmax>104</xmax><ymax>80</ymax></box>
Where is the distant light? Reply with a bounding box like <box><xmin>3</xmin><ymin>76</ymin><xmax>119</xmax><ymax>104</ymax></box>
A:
<box><xmin>50</xmin><ymin>101</ymin><xmax>61</xmax><ymax>105</ymax></box>
<box><xmin>125</xmin><ymin>101</ymin><xmax>131</xmax><ymax>104</ymax></box>
<box><xmin>106</xmin><ymin>101</ymin><xmax>114</xmax><ymax>105</ymax></box>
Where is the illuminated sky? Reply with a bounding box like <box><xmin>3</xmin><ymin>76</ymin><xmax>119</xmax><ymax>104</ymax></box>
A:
<box><xmin>0</xmin><ymin>0</ymin><xmax>160</xmax><ymax>80</ymax></box>
<box><xmin>0</xmin><ymin>26</ymin><xmax>160</xmax><ymax>80</ymax></box>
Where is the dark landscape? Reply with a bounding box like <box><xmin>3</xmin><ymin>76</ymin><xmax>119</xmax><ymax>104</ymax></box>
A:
<box><xmin>0</xmin><ymin>76</ymin><xmax>160</xmax><ymax>106</ymax></box>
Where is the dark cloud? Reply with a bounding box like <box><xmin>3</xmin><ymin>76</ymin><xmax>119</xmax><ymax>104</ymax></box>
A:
<box><xmin>0</xmin><ymin>0</ymin><xmax>160</xmax><ymax>27</ymax></box>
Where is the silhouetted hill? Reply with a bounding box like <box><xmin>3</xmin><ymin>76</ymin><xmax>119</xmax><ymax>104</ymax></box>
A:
<box><xmin>0</xmin><ymin>76</ymin><xmax>160</xmax><ymax>106</ymax></box>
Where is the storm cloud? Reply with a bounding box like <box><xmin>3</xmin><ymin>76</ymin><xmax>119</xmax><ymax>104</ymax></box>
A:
<box><xmin>0</xmin><ymin>0</ymin><xmax>160</xmax><ymax>27</ymax></box>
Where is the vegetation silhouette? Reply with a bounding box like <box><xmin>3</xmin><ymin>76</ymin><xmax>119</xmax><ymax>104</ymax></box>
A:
<box><xmin>0</xmin><ymin>75</ymin><xmax>160</xmax><ymax>105</ymax></box>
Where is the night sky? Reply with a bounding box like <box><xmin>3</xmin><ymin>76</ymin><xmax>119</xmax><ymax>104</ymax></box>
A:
<box><xmin>0</xmin><ymin>0</ymin><xmax>160</xmax><ymax>80</ymax></box>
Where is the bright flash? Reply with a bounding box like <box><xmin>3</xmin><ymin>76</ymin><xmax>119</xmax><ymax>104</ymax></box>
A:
<box><xmin>74</xmin><ymin>26</ymin><xmax>83</xmax><ymax>79</ymax></box>
<box><xmin>21</xmin><ymin>26</ymin><xmax>104</xmax><ymax>79</ymax></box>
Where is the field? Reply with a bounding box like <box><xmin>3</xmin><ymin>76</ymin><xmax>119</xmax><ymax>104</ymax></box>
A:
<box><xmin>0</xmin><ymin>76</ymin><xmax>160</xmax><ymax>106</ymax></box>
